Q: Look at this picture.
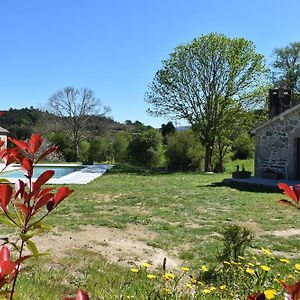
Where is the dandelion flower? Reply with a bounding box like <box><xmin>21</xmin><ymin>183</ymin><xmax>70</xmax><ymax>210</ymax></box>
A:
<box><xmin>220</xmin><ymin>284</ymin><xmax>227</xmax><ymax>290</ymax></box>
<box><xmin>210</xmin><ymin>286</ymin><xmax>216</xmax><ymax>291</ymax></box>
<box><xmin>147</xmin><ymin>274</ymin><xmax>156</xmax><ymax>279</ymax></box>
<box><xmin>142</xmin><ymin>262</ymin><xmax>152</xmax><ymax>268</ymax></box>
<box><xmin>264</xmin><ymin>289</ymin><xmax>276</xmax><ymax>299</ymax></box>
<box><xmin>280</xmin><ymin>258</ymin><xmax>290</xmax><ymax>264</ymax></box>
<box><xmin>294</xmin><ymin>263</ymin><xmax>300</xmax><ymax>271</ymax></box>
<box><xmin>180</xmin><ymin>267</ymin><xmax>189</xmax><ymax>272</ymax></box>
<box><xmin>201</xmin><ymin>265</ymin><xmax>208</xmax><ymax>272</ymax></box>
<box><xmin>163</xmin><ymin>272</ymin><xmax>175</xmax><ymax>281</ymax></box>
<box><xmin>190</xmin><ymin>277</ymin><xmax>197</xmax><ymax>284</ymax></box>
<box><xmin>130</xmin><ymin>268</ymin><xmax>139</xmax><ymax>273</ymax></box>
<box><xmin>260</xmin><ymin>265</ymin><xmax>271</xmax><ymax>272</ymax></box>
<box><xmin>261</xmin><ymin>247</ymin><xmax>273</xmax><ymax>257</ymax></box>
<box><xmin>246</xmin><ymin>268</ymin><xmax>255</xmax><ymax>275</ymax></box>
<box><xmin>186</xmin><ymin>283</ymin><xmax>193</xmax><ymax>289</ymax></box>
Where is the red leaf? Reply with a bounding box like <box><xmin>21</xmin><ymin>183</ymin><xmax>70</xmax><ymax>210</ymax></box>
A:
<box><xmin>17</xmin><ymin>204</ymin><xmax>31</xmax><ymax>216</ymax></box>
<box><xmin>53</xmin><ymin>187</ymin><xmax>74</xmax><ymax>206</ymax></box>
<box><xmin>0</xmin><ymin>140</ymin><xmax>4</xmax><ymax>148</ymax></box>
<box><xmin>20</xmin><ymin>157</ymin><xmax>33</xmax><ymax>178</ymax></box>
<box><xmin>278</xmin><ymin>183</ymin><xmax>298</xmax><ymax>203</ymax></box>
<box><xmin>32</xmin><ymin>170</ymin><xmax>55</xmax><ymax>193</ymax></box>
<box><xmin>278</xmin><ymin>199</ymin><xmax>298</xmax><ymax>208</ymax></box>
<box><xmin>15</xmin><ymin>180</ymin><xmax>26</xmax><ymax>199</ymax></box>
<box><xmin>76</xmin><ymin>289</ymin><xmax>90</xmax><ymax>300</ymax></box>
<box><xmin>0</xmin><ymin>246</ymin><xmax>10</xmax><ymax>263</ymax></box>
<box><xmin>28</xmin><ymin>134</ymin><xmax>43</xmax><ymax>154</ymax></box>
<box><xmin>247</xmin><ymin>293</ymin><xmax>265</xmax><ymax>300</ymax></box>
<box><xmin>0</xmin><ymin>261</ymin><xmax>17</xmax><ymax>278</ymax></box>
<box><xmin>7</xmin><ymin>137</ymin><xmax>30</xmax><ymax>153</ymax></box>
<box><xmin>36</xmin><ymin>146</ymin><xmax>58</xmax><ymax>163</ymax></box>
<box><xmin>35</xmin><ymin>193</ymin><xmax>54</xmax><ymax>211</ymax></box>
<box><xmin>0</xmin><ymin>184</ymin><xmax>13</xmax><ymax>212</ymax></box>
<box><xmin>281</xmin><ymin>280</ymin><xmax>300</xmax><ymax>300</ymax></box>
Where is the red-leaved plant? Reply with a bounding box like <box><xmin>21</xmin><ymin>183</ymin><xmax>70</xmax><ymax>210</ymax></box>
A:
<box><xmin>0</xmin><ymin>131</ymin><xmax>89</xmax><ymax>299</ymax></box>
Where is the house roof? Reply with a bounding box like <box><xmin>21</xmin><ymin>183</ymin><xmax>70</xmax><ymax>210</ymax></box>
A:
<box><xmin>251</xmin><ymin>102</ymin><xmax>300</xmax><ymax>134</ymax></box>
<box><xmin>0</xmin><ymin>126</ymin><xmax>9</xmax><ymax>134</ymax></box>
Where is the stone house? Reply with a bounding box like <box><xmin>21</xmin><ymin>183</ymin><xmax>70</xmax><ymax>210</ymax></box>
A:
<box><xmin>252</xmin><ymin>88</ymin><xmax>300</xmax><ymax>180</ymax></box>
<box><xmin>0</xmin><ymin>126</ymin><xmax>8</xmax><ymax>148</ymax></box>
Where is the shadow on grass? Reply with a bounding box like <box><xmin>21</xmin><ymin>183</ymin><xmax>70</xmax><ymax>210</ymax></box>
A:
<box><xmin>205</xmin><ymin>180</ymin><xmax>280</xmax><ymax>194</ymax></box>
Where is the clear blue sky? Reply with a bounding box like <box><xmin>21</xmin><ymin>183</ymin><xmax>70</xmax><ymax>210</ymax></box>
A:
<box><xmin>1</xmin><ymin>0</ymin><xmax>300</xmax><ymax>127</ymax></box>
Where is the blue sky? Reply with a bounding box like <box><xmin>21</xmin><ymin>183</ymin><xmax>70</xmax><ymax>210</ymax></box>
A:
<box><xmin>0</xmin><ymin>0</ymin><xmax>300</xmax><ymax>127</ymax></box>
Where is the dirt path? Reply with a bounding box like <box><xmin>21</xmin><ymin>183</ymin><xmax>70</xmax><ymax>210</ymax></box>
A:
<box><xmin>34</xmin><ymin>224</ymin><xmax>180</xmax><ymax>269</ymax></box>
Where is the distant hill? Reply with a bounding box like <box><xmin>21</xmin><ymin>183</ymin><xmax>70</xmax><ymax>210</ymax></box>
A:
<box><xmin>0</xmin><ymin>107</ymin><xmax>153</xmax><ymax>140</ymax></box>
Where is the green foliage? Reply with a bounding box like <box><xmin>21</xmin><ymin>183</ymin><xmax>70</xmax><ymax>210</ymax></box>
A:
<box><xmin>166</xmin><ymin>130</ymin><xmax>204</xmax><ymax>171</ymax></box>
<box><xmin>88</xmin><ymin>137</ymin><xmax>113</xmax><ymax>163</ymax></box>
<box><xmin>146</xmin><ymin>32</ymin><xmax>266</xmax><ymax>172</ymax></box>
<box><xmin>128</xmin><ymin>129</ymin><xmax>165</xmax><ymax>168</ymax></box>
<box><xmin>78</xmin><ymin>140</ymin><xmax>91</xmax><ymax>162</ymax></box>
<box><xmin>232</xmin><ymin>133</ymin><xmax>254</xmax><ymax>160</ymax></box>
<box><xmin>218</xmin><ymin>224</ymin><xmax>254</xmax><ymax>262</ymax></box>
<box><xmin>48</xmin><ymin>132</ymin><xmax>74</xmax><ymax>161</ymax></box>
<box><xmin>112</xmin><ymin>131</ymin><xmax>131</xmax><ymax>162</ymax></box>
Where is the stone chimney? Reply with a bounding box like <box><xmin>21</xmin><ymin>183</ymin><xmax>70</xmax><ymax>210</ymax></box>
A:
<box><xmin>269</xmin><ymin>88</ymin><xmax>291</xmax><ymax>118</ymax></box>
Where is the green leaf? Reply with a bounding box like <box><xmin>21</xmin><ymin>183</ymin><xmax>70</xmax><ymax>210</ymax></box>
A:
<box><xmin>0</xmin><ymin>214</ymin><xmax>16</xmax><ymax>227</ymax></box>
<box><xmin>0</xmin><ymin>178</ymin><xmax>11</xmax><ymax>183</ymax></box>
<box><xmin>26</xmin><ymin>240</ymin><xmax>39</xmax><ymax>256</ymax></box>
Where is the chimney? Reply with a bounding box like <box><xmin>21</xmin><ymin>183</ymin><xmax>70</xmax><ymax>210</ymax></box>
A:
<box><xmin>269</xmin><ymin>88</ymin><xmax>291</xmax><ymax>118</ymax></box>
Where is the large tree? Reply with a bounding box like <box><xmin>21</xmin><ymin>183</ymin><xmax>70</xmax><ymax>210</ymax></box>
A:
<box><xmin>47</xmin><ymin>87</ymin><xmax>110</xmax><ymax>161</ymax></box>
<box><xmin>270</xmin><ymin>42</ymin><xmax>300</xmax><ymax>104</ymax></box>
<box><xmin>146</xmin><ymin>33</ymin><xmax>266</xmax><ymax>171</ymax></box>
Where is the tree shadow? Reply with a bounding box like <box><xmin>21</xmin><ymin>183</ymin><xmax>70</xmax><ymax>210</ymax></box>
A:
<box><xmin>203</xmin><ymin>180</ymin><xmax>280</xmax><ymax>193</ymax></box>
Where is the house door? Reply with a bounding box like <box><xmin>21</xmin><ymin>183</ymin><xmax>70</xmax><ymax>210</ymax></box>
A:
<box><xmin>296</xmin><ymin>138</ymin><xmax>300</xmax><ymax>179</ymax></box>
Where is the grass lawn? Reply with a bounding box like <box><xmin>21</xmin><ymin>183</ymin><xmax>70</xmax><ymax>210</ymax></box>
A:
<box><xmin>2</xmin><ymin>159</ymin><xmax>300</xmax><ymax>299</ymax></box>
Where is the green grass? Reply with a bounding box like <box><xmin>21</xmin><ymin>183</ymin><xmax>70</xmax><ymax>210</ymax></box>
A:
<box><xmin>2</xmin><ymin>158</ymin><xmax>300</xmax><ymax>298</ymax></box>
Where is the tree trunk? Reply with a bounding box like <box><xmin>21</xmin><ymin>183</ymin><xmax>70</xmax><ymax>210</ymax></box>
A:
<box><xmin>204</xmin><ymin>145</ymin><xmax>213</xmax><ymax>172</ymax></box>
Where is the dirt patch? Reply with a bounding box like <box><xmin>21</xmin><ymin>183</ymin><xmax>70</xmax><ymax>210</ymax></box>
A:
<box><xmin>268</xmin><ymin>228</ymin><xmax>300</xmax><ymax>237</ymax></box>
<box><xmin>34</xmin><ymin>224</ymin><xmax>180</xmax><ymax>269</ymax></box>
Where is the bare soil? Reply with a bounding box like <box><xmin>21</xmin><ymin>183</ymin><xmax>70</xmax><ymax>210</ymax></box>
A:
<box><xmin>34</xmin><ymin>224</ymin><xmax>180</xmax><ymax>269</ymax></box>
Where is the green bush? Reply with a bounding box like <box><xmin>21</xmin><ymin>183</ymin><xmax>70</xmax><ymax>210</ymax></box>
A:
<box><xmin>128</xmin><ymin>129</ymin><xmax>165</xmax><ymax>168</ymax></box>
<box><xmin>166</xmin><ymin>130</ymin><xmax>204</xmax><ymax>171</ymax></box>
<box><xmin>232</xmin><ymin>133</ymin><xmax>254</xmax><ymax>160</ymax></box>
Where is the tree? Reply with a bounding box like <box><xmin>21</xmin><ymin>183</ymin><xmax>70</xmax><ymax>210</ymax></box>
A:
<box><xmin>47</xmin><ymin>87</ymin><xmax>110</xmax><ymax>161</ymax></box>
<box><xmin>127</xmin><ymin>129</ymin><xmax>164</xmax><ymax>168</ymax></box>
<box><xmin>146</xmin><ymin>33</ymin><xmax>265</xmax><ymax>171</ymax></box>
<box><xmin>270</xmin><ymin>42</ymin><xmax>300</xmax><ymax>104</ymax></box>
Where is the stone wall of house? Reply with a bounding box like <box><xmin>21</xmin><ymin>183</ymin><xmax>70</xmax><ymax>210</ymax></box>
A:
<box><xmin>255</xmin><ymin>109</ymin><xmax>300</xmax><ymax>179</ymax></box>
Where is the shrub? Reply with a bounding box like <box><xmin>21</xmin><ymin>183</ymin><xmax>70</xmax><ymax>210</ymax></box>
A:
<box><xmin>166</xmin><ymin>130</ymin><xmax>203</xmax><ymax>171</ymax></box>
<box><xmin>232</xmin><ymin>133</ymin><xmax>254</xmax><ymax>160</ymax></box>
<box><xmin>127</xmin><ymin>129</ymin><xmax>165</xmax><ymax>168</ymax></box>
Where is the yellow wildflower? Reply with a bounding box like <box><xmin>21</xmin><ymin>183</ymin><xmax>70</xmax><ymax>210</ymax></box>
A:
<box><xmin>260</xmin><ymin>265</ymin><xmax>271</xmax><ymax>272</ymax></box>
<box><xmin>203</xmin><ymin>289</ymin><xmax>211</xmax><ymax>294</ymax></box>
<box><xmin>147</xmin><ymin>274</ymin><xmax>156</xmax><ymax>279</ymax></box>
<box><xmin>264</xmin><ymin>289</ymin><xmax>276</xmax><ymax>299</ymax></box>
<box><xmin>201</xmin><ymin>265</ymin><xmax>208</xmax><ymax>272</ymax></box>
<box><xmin>210</xmin><ymin>286</ymin><xmax>216</xmax><ymax>291</ymax></box>
<box><xmin>190</xmin><ymin>277</ymin><xmax>197</xmax><ymax>284</ymax></box>
<box><xmin>273</xmin><ymin>277</ymin><xmax>280</xmax><ymax>283</ymax></box>
<box><xmin>220</xmin><ymin>284</ymin><xmax>227</xmax><ymax>290</ymax></box>
<box><xmin>130</xmin><ymin>268</ymin><xmax>139</xmax><ymax>273</ymax></box>
<box><xmin>280</xmin><ymin>258</ymin><xmax>290</xmax><ymax>264</ymax></box>
<box><xmin>261</xmin><ymin>247</ymin><xmax>273</xmax><ymax>256</ymax></box>
<box><xmin>294</xmin><ymin>263</ymin><xmax>300</xmax><ymax>271</ymax></box>
<box><xmin>248</xmin><ymin>263</ymin><xmax>254</xmax><ymax>267</ymax></box>
<box><xmin>197</xmin><ymin>281</ymin><xmax>204</xmax><ymax>285</ymax></box>
<box><xmin>163</xmin><ymin>288</ymin><xmax>172</xmax><ymax>294</ymax></box>
<box><xmin>180</xmin><ymin>267</ymin><xmax>189</xmax><ymax>272</ymax></box>
<box><xmin>252</xmin><ymin>256</ymin><xmax>257</xmax><ymax>260</ymax></box>
<box><xmin>238</xmin><ymin>255</ymin><xmax>245</xmax><ymax>260</ymax></box>
<box><xmin>142</xmin><ymin>262</ymin><xmax>152</xmax><ymax>268</ymax></box>
<box><xmin>246</xmin><ymin>268</ymin><xmax>255</xmax><ymax>275</ymax></box>
<box><xmin>186</xmin><ymin>283</ymin><xmax>193</xmax><ymax>289</ymax></box>
<box><xmin>223</xmin><ymin>260</ymin><xmax>231</xmax><ymax>265</ymax></box>
<box><xmin>163</xmin><ymin>272</ymin><xmax>175</xmax><ymax>281</ymax></box>
<box><xmin>288</xmin><ymin>274</ymin><xmax>294</xmax><ymax>279</ymax></box>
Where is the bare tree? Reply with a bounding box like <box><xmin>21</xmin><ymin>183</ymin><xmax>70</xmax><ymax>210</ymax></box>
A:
<box><xmin>47</xmin><ymin>87</ymin><xmax>110</xmax><ymax>161</ymax></box>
